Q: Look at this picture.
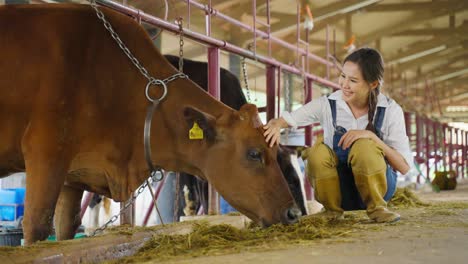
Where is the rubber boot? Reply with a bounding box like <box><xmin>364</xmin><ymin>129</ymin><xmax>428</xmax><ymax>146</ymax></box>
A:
<box><xmin>349</xmin><ymin>139</ymin><xmax>400</xmax><ymax>223</ymax></box>
<box><xmin>302</xmin><ymin>137</ymin><xmax>344</xmax><ymax>220</ymax></box>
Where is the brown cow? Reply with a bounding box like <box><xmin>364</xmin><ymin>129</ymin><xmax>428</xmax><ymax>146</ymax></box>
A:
<box><xmin>0</xmin><ymin>3</ymin><xmax>300</xmax><ymax>245</ymax></box>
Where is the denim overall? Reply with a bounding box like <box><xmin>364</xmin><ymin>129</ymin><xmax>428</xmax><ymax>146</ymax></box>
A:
<box><xmin>329</xmin><ymin>99</ymin><xmax>397</xmax><ymax>211</ymax></box>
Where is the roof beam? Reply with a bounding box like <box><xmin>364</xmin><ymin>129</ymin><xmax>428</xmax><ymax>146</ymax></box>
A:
<box><xmin>269</xmin><ymin>0</ymin><xmax>382</xmax><ymax>38</ymax></box>
<box><xmin>320</xmin><ymin>1</ymin><xmax>468</xmax><ymax>60</ymax></box>
<box><xmin>366</xmin><ymin>0</ymin><xmax>465</xmax><ymax>12</ymax></box>
<box><xmin>395</xmin><ymin>47</ymin><xmax>468</xmax><ymax>72</ymax></box>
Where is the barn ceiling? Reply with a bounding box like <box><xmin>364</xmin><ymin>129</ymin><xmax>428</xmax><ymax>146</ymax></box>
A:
<box><xmin>21</xmin><ymin>0</ymin><xmax>468</xmax><ymax>123</ymax></box>
<box><xmin>127</xmin><ymin>0</ymin><xmax>468</xmax><ymax>123</ymax></box>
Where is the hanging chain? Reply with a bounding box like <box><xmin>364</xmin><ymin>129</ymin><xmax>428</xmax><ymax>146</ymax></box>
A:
<box><xmin>90</xmin><ymin>0</ymin><xmax>154</xmax><ymax>83</ymax></box>
<box><xmin>176</xmin><ymin>17</ymin><xmax>185</xmax><ymax>73</ymax></box>
<box><xmin>241</xmin><ymin>57</ymin><xmax>251</xmax><ymax>102</ymax></box>
<box><xmin>91</xmin><ymin>172</ymin><xmax>163</xmax><ymax>236</ymax></box>
<box><xmin>87</xmin><ymin>1</ymin><xmax>186</xmax><ymax>236</ymax></box>
<box><xmin>285</xmin><ymin>74</ymin><xmax>291</xmax><ymax>112</ymax></box>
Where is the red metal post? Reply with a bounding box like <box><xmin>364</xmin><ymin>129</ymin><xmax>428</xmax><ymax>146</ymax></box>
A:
<box><xmin>304</xmin><ymin>78</ymin><xmax>314</xmax><ymax>201</ymax></box>
<box><xmin>425</xmin><ymin>117</ymin><xmax>431</xmax><ymax>180</ymax></box>
<box><xmin>448</xmin><ymin>126</ymin><xmax>453</xmax><ymax>172</ymax></box>
<box><xmin>454</xmin><ymin>128</ymin><xmax>460</xmax><ymax>177</ymax></box>
<box><xmin>276</xmin><ymin>66</ymin><xmax>282</xmax><ymax>118</ymax></box>
<box><xmin>80</xmin><ymin>192</ymin><xmax>94</xmax><ymax>219</ymax></box>
<box><xmin>266</xmin><ymin>65</ymin><xmax>276</xmax><ymax>121</ymax></box>
<box><xmin>414</xmin><ymin>115</ymin><xmax>424</xmax><ymax>183</ymax></box>
<box><xmin>304</xmin><ymin>78</ymin><xmax>313</xmax><ymax>147</ymax></box>
<box><xmin>463</xmin><ymin>131</ymin><xmax>468</xmax><ymax>178</ymax></box>
<box><xmin>207</xmin><ymin>46</ymin><xmax>220</xmax><ymax>214</ymax></box>
<box><xmin>442</xmin><ymin>123</ymin><xmax>448</xmax><ymax>170</ymax></box>
<box><xmin>433</xmin><ymin>121</ymin><xmax>439</xmax><ymax>172</ymax></box>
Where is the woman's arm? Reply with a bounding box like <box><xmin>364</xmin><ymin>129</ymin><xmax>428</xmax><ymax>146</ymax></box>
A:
<box><xmin>263</xmin><ymin>98</ymin><xmax>324</xmax><ymax>147</ymax></box>
<box><xmin>338</xmin><ymin>130</ymin><xmax>410</xmax><ymax>175</ymax></box>
<box><xmin>370</xmin><ymin>134</ymin><xmax>410</xmax><ymax>174</ymax></box>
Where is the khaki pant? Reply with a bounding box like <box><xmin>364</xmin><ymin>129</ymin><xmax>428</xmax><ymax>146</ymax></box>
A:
<box><xmin>303</xmin><ymin>137</ymin><xmax>398</xmax><ymax>222</ymax></box>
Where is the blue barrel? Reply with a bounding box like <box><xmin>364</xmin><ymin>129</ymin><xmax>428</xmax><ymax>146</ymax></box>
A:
<box><xmin>220</xmin><ymin>196</ymin><xmax>237</xmax><ymax>214</ymax></box>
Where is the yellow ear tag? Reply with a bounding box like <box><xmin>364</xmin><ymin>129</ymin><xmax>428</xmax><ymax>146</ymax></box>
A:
<box><xmin>189</xmin><ymin>122</ymin><xmax>204</xmax><ymax>140</ymax></box>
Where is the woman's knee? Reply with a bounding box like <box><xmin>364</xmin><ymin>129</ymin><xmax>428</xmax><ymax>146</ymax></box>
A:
<box><xmin>348</xmin><ymin>139</ymin><xmax>386</xmax><ymax>174</ymax></box>
<box><xmin>304</xmin><ymin>143</ymin><xmax>337</xmax><ymax>171</ymax></box>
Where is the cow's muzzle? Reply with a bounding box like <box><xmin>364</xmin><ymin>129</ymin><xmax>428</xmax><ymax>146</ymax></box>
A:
<box><xmin>282</xmin><ymin>206</ymin><xmax>302</xmax><ymax>224</ymax></box>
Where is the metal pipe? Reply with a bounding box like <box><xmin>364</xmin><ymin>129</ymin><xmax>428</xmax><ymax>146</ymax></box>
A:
<box><xmin>182</xmin><ymin>0</ymin><xmax>333</xmax><ymax>67</ymax></box>
<box><xmin>266</xmin><ymin>0</ymin><xmax>271</xmax><ymax>57</ymax></box>
<box><xmin>463</xmin><ymin>130</ymin><xmax>466</xmax><ymax>178</ymax></box>
<box><xmin>253</xmin><ymin>0</ymin><xmax>257</xmax><ymax>57</ymax></box>
<box><xmin>433</xmin><ymin>121</ymin><xmax>438</xmax><ymax>172</ymax></box>
<box><xmin>296</xmin><ymin>3</ymin><xmax>300</xmax><ymax>65</ymax></box>
<box><xmin>448</xmin><ymin>127</ymin><xmax>453</xmax><ymax>172</ymax></box>
<box><xmin>266</xmin><ymin>65</ymin><xmax>276</xmax><ymax>121</ymax></box>
<box><xmin>326</xmin><ymin>24</ymin><xmax>330</xmax><ymax>80</ymax></box>
<box><xmin>80</xmin><ymin>192</ymin><xmax>94</xmax><ymax>219</ymax></box>
<box><xmin>207</xmin><ymin>47</ymin><xmax>220</xmax><ymax>215</ymax></box>
<box><xmin>455</xmin><ymin>128</ymin><xmax>459</xmax><ymax>177</ymax></box>
<box><xmin>442</xmin><ymin>123</ymin><xmax>448</xmax><ymax>170</ymax></box>
<box><xmin>304</xmin><ymin>79</ymin><xmax>313</xmax><ymax>147</ymax></box>
<box><xmin>97</xmin><ymin>0</ymin><xmax>339</xmax><ymax>89</ymax></box>
<box><xmin>425</xmin><ymin>117</ymin><xmax>431</xmax><ymax>180</ymax></box>
<box><xmin>142</xmin><ymin>177</ymin><xmax>166</xmax><ymax>227</ymax></box>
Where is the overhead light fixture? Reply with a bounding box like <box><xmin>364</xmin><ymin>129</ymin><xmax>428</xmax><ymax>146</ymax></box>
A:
<box><xmin>338</xmin><ymin>0</ymin><xmax>382</xmax><ymax>14</ymax></box>
<box><xmin>391</xmin><ymin>45</ymin><xmax>447</xmax><ymax>65</ymax></box>
<box><xmin>434</xmin><ymin>68</ymin><xmax>468</xmax><ymax>82</ymax></box>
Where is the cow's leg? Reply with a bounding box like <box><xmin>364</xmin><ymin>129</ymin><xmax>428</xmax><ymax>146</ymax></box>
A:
<box><xmin>90</xmin><ymin>200</ymin><xmax>102</xmax><ymax>229</ymax></box>
<box><xmin>54</xmin><ymin>185</ymin><xmax>84</xmax><ymax>240</ymax></box>
<box><xmin>23</xmin><ymin>158</ymin><xmax>68</xmax><ymax>245</ymax></box>
<box><xmin>21</xmin><ymin>118</ymin><xmax>71</xmax><ymax>245</ymax></box>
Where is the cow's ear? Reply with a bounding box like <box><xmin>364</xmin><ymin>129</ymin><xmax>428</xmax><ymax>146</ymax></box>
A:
<box><xmin>183</xmin><ymin>107</ymin><xmax>217</xmax><ymax>142</ymax></box>
<box><xmin>239</xmin><ymin>104</ymin><xmax>263</xmax><ymax>128</ymax></box>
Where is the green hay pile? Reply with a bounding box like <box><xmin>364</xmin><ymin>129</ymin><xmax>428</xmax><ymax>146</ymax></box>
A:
<box><xmin>113</xmin><ymin>215</ymin><xmax>361</xmax><ymax>263</ymax></box>
<box><xmin>389</xmin><ymin>187</ymin><xmax>429</xmax><ymax>208</ymax></box>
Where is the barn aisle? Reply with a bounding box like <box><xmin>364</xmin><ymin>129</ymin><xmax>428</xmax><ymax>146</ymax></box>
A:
<box><xmin>156</xmin><ymin>180</ymin><xmax>468</xmax><ymax>264</ymax></box>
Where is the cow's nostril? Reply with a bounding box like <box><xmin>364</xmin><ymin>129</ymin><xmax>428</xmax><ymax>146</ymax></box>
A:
<box><xmin>285</xmin><ymin>207</ymin><xmax>302</xmax><ymax>224</ymax></box>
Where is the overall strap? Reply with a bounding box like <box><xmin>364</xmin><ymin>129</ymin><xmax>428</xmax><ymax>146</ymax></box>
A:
<box><xmin>328</xmin><ymin>99</ymin><xmax>337</xmax><ymax>128</ymax></box>
<box><xmin>374</xmin><ymin>106</ymin><xmax>386</xmax><ymax>139</ymax></box>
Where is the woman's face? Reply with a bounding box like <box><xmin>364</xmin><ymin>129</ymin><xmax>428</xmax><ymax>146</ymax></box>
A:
<box><xmin>338</xmin><ymin>61</ymin><xmax>376</xmax><ymax>107</ymax></box>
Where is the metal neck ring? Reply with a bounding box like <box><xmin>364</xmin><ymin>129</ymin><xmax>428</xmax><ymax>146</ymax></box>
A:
<box><xmin>145</xmin><ymin>79</ymin><xmax>168</xmax><ymax>102</ymax></box>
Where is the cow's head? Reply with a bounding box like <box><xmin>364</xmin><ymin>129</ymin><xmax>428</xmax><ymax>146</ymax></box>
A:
<box><xmin>183</xmin><ymin>104</ymin><xmax>301</xmax><ymax>226</ymax></box>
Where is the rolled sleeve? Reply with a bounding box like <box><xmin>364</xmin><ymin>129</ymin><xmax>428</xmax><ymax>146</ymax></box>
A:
<box><xmin>280</xmin><ymin>98</ymin><xmax>323</xmax><ymax>129</ymax></box>
<box><xmin>384</xmin><ymin>105</ymin><xmax>414</xmax><ymax>169</ymax></box>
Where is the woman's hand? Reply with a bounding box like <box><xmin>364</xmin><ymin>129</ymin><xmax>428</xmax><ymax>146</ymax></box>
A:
<box><xmin>338</xmin><ymin>129</ymin><xmax>377</xmax><ymax>149</ymax></box>
<box><xmin>263</xmin><ymin>118</ymin><xmax>288</xmax><ymax>147</ymax></box>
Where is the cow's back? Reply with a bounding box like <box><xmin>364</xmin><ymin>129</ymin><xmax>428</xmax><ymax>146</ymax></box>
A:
<box><xmin>0</xmin><ymin>4</ymin><xmax>154</xmax><ymax>177</ymax></box>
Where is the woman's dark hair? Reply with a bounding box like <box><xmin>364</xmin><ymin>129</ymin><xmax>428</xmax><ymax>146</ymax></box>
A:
<box><xmin>343</xmin><ymin>47</ymin><xmax>384</xmax><ymax>133</ymax></box>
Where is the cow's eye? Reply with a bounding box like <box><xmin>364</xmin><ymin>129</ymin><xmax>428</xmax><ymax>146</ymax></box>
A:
<box><xmin>247</xmin><ymin>149</ymin><xmax>263</xmax><ymax>162</ymax></box>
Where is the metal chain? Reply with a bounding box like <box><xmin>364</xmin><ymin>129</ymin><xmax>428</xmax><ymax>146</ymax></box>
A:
<box><xmin>91</xmin><ymin>171</ymin><xmax>163</xmax><ymax>236</ymax></box>
<box><xmin>87</xmin><ymin>0</ymin><xmax>186</xmax><ymax>236</ymax></box>
<box><xmin>90</xmin><ymin>0</ymin><xmax>154</xmax><ymax>83</ymax></box>
<box><xmin>241</xmin><ymin>57</ymin><xmax>251</xmax><ymax>102</ymax></box>
<box><xmin>285</xmin><ymin>73</ymin><xmax>291</xmax><ymax>112</ymax></box>
<box><xmin>176</xmin><ymin>17</ymin><xmax>185</xmax><ymax>73</ymax></box>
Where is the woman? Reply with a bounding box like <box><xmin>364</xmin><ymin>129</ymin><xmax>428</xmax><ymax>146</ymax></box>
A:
<box><xmin>264</xmin><ymin>48</ymin><xmax>412</xmax><ymax>223</ymax></box>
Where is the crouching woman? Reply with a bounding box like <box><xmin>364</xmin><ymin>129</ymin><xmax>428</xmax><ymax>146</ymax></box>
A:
<box><xmin>264</xmin><ymin>48</ymin><xmax>413</xmax><ymax>223</ymax></box>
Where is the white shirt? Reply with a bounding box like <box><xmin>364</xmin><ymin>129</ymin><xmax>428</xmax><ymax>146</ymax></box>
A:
<box><xmin>281</xmin><ymin>90</ymin><xmax>413</xmax><ymax>168</ymax></box>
